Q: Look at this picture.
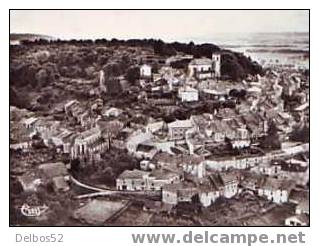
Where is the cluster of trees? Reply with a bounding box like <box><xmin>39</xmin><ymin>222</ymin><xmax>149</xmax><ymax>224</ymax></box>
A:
<box><xmin>221</xmin><ymin>52</ymin><xmax>263</xmax><ymax>81</ymax></box>
<box><xmin>10</xmin><ymin>37</ymin><xmax>263</xmax><ymax>108</ymax></box>
<box><xmin>229</xmin><ymin>88</ymin><xmax>247</xmax><ymax>99</ymax></box>
<box><xmin>125</xmin><ymin>66</ymin><xmax>140</xmax><ymax>84</ymax></box>
<box><xmin>290</xmin><ymin>125</ymin><xmax>309</xmax><ymax>143</ymax></box>
<box><xmin>10</xmin><ymin>45</ymin><xmax>132</xmax><ymax>96</ymax></box>
<box><xmin>13</xmin><ymin>37</ymin><xmax>263</xmax><ymax>83</ymax></box>
<box><xmin>70</xmin><ymin>148</ymin><xmax>139</xmax><ymax>186</ymax></box>
<box><xmin>151</xmin><ymin>40</ymin><xmax>263</xmax><ymax>80</ymax></box>
<box><xmin>260</xmin><ymin>120</ymin><xmax>281</xmax><ymax>150</ymax></box>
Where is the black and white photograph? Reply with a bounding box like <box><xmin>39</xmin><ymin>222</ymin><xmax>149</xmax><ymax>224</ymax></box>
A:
<box><xmin>9</xmin><ymin>9</ymin><xmax>309</xmax><ymax>227</ymax></box>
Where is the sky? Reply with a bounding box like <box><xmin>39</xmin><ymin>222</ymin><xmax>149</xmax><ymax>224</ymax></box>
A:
<box><xmin>10</xmin><ymin>10</ymin><xmax>309</xmax><ymax>42</ymax></box>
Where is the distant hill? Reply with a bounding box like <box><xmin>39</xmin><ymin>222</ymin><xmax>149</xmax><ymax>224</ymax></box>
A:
<box><xmin>10</xmin><ymin>33</ymin><xmax>55</xmax><ymax>43</ymax></box>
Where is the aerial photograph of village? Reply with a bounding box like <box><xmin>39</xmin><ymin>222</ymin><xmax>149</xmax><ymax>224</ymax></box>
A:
<box><xmin>9</xmin><ymin>10</ymin><xmax>309</xmax><ymax>226</ymax></box>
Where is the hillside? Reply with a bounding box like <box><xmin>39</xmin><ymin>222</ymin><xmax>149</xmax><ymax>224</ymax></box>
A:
<box><xmin>9</xmin><ymin>35</ymin><xmax>264</xmax><ymax>108</ymax></box>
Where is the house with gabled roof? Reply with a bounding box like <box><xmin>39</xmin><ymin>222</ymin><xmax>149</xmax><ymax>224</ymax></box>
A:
<box><xmin>257</xmin><ymin>177</ymin><xmax>295</xmax><ymax>204</ymax></box>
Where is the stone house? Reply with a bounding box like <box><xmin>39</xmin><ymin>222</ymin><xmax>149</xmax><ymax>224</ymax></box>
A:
<box><xmin>178</xmin><ymin>86</ymin><xmax>199</xmax><ymax>102</ymax></box>
<box><xmin>167</xmin><ymin>119</ymin><xmax>194</xmax><ymax>141</ymax></box>
<box><xmin>162</xmin><ymin>183</ymin><xmax>198</xmax><ymax>205</ymax></box>
<box><xmin>257</xmin><ymin>177</ymin><xmax>295</xmax><ymax>204</ymax></box>
<box><xmin>116</xmin><ymin>168</ymin><xmax>181</xmax><ymax>191</ymax></box>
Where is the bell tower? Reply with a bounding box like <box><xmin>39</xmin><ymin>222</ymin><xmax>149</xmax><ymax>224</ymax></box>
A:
<box><xmin>99</xmin><ymin>70</ymin><xmax>107</xmax><ymax>92</ymax></box>
<box><xmin>212</xmin><ymin>53</ymin><xmax>221</xmax><ymax>78</ymax></box>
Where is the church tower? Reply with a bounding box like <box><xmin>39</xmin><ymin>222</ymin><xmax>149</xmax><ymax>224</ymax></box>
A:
<box><xmin>99</xmin><ymin>70</ymin><xmax>107</xmax><ymax>93</ymax></box>
<box><xmin>212</xmin><ymin>53</ymin><xmax>221</xmax><ymax>78</ymax></box>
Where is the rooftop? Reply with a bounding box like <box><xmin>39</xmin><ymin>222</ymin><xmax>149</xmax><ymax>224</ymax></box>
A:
<box><xmin>289</xmin><ymin>189</ymin><xmax>309</xmax><ymax>203</ymax></box>
<box><xmin>117</xmin><ymin>169</ymin><xmax>150</xmax><ymax>180</ymax></box>
<box><xmin>189</xmin><ymin>58</ymin><xmax>212</xmax><ymax>66</ymax></box>
<box><xmin>77</xmin><ymin>127</ymin><xmax>101</xmax><ymax>140</ymax></box>
<box><xmin>179</xmin><ymin>86</ymin><xmax>198</xmax><ymax>93</ymax></box>
<box><xmin>220</xmin><ymin>172</ymin><xmax>239</xmax><ymax>185</ymax></box>
<box><xmin>150</xmin><ymin>169</ymin><xmax>180</xmax><ymax>180</ymax></box>
<box><xmin>136</xmin><ymin>144</ymin><xmax>156</xmax><ymax>153</ymax></box>
<box><xmin>22</xmin><ymin>117</ymin><xmax>38</xmax><ymax>126</ymax></box>
<box><xmin>168</xmin><ymin>119</ymin><xmax>193</xmax><ymax>129</ymax></box>
<box><xmin>162</xmin><ymin>182</ymin><xmax>197</xmax><ymax>193</ymax></box>
<box><xmin>260</xmin><ymin>177</ymin><xmax>295</xmax><ymax>192</ymax></box>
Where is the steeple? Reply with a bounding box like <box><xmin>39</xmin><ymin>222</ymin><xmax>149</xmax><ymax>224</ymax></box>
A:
<box><xmin>99</xmin><ymin>70</ymin><xmax>107</xmax><ymax>92</ymax></box>
<box><xmin>212</xmin><ymin>53</ymin><xmax>221</xmax><ymax>78</ymax></box>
